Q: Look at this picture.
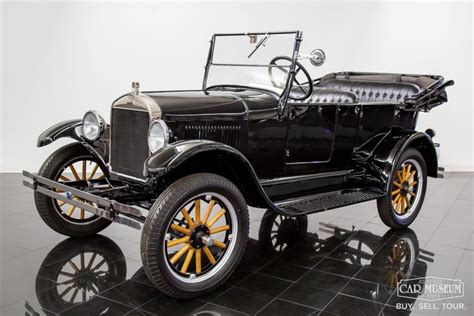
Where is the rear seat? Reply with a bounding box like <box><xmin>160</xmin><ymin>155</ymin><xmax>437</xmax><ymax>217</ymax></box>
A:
<box><xmin>293</xmin><ymin>73</ymin><xmax>434</xmax><ymax>104</ymax></box>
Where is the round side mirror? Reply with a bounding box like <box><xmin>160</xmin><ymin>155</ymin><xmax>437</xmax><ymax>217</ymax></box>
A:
<box><xmin>310</xmin><ymin>49</ymin><xmax>326</xmax><ymax>67</ymax></box>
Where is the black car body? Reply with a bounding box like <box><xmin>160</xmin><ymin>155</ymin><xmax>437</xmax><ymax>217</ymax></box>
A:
<box><xmin>23</xmin><ymin>31</ymin><xmax>453</xmax><ymax>298</ymax></box>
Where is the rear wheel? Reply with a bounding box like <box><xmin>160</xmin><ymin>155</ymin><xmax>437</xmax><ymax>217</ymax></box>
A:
<box><xmin>140</xmin><ymin>173</ymin><xmax>249</xmax><ymax>299</ymax></box>
<box><xmin>377</xmin><ymin>148</ymin><xmax>427</xmax><ymax>229</ymax></box>
<box><xmin>34</xmin><ymin>143</ymin><xmax>112</xmax><ymax>237</ymax></box>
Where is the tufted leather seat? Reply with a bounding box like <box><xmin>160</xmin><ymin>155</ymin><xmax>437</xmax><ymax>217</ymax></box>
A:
<box><xmin>319</xmin><ymin>79</ymin><xmax>421</xmax><ymax>103</ymax></box>
<box><xmin>291</xmin><ymin>72</ymin><xmax>433</xmax><ymax>104</ymax></box>
<box><xmin>292</xmin><ymin>87</ymin><xmax>357</xmax><ymax>104</ymax></box>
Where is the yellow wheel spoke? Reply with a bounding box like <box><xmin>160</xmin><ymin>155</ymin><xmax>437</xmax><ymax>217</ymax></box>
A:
<box><xmin>97</xmin><ymin>174</ymin><xmax>106</xmax><ymax>180</ymax></box>
<box><xmin>409</xmin><ymin>181</ymin><xmax>417</xmax><ymax>186</ymax></box>
<box><xmin>88</xmin><ymin>163</ymin><xmax>99</xmax><ymax>180</ymax></box>
<box><xmin>393</xmin><ymin>194</ymin><xmax>401</xmax><ymax>204</ymax></box>
<box><xmin>397</xmin><ymin>171</ymin><xmax>403</xmax><ymax>183</ymax></box>
<box><xmin>203</xmin><ymin>246</ymin><xmax>216</xmax><ymax>264</ymax></box>
<box><xmin>210</xmin><ymin>225</ymin><xmax>230</xmax><ymax>235</ymax></box>
<box><xmin>181</xmin><ymin>207</ymin><xmax>195</xmax><ymax>229</ymax></box>
<box><xmin>170</xmin><ymin>244</ymin><xmax>191</xmax><ymax>265</ymax></box>
<box><xmin>400</xmin><ymin>197</ymin><xmax>405</xmax><ymax>213</ymax></box>
<box><xmin>171</xmin><ymin>224</ymin><xmax>191</xmax><ymax>236</ymax></box>
<box><xmin>167</xmin><ymin>236</ymin><xmax>190</xmax><ymax>248</ymax></box>
<box><xmin>393</xmin><ymin>181</ymin><xmax>402</xmax><ymax>188</ymax></box>
<box><xmin>402</xmin><ymin>165</ymin><xmax>406</xmax><ymax>181</ymax></box>
<box><xmin>195</xmin><ymin>199</ymin><xmax>201</xmax><ymax>224</ymax></box>
<box><xmin>69</xmin><ymin>164</ymin><xmax>80</xmax><ymax>181</ymax></box>
<box><xmin>180</xmin><ymin>248</ymin><xmax>195</xmax><ymax>273</ymax></box>
<box><xmin>408</xmin><ymin>191</ymin><xmax>416</xmax><ymax>197</ymax></box>
<box><xmin>202</xmin><ymin>199</ymin><xmax>215</xmax><ymax>224</ymax></box>
<box><xmin>66</xmin><ymin>205</ymin><xmax>76</xmax><ymax>217</ymax></box>
<box><xmin>207</xmin><ymin>209</ymin><xmax>226</xmax><ymax>228</ymax></box>
<box><xmin>196</xmin><ymin>249</ymin><xmax>202</xmax><ymax>273</ymax></box>
<box><xmin>406</xmin><ymin>164</ymin><xmax>412</xmax><ymax>180</ymax></box>
<box><xmin>57</xmin><ymin>200</ymin><xmax>66</xmax><ymax>207</ymax></box>
<box><xmin>82</xmin><ymin>161</ymin><xmax>87</xmax><ymax>180</ymax></box>
<box><xmin>405</xmin><ymin>196</ymin><xmax>411</xmax><ymax>209</ymax></box>
<box><xmin>60</xmin><ymin>175</ymin><xmax>71</xmax><ymax>182</ymax></box>
<box><xmin>80</xmin><ymin>209</ymin><xmax>85</xmax><ymax>220</ymax></box>
<box><xmin>213</xmin><ymin>240</ymin><xmax>226</xmax><ymax>249</ymax></box>
<box><xmin>391</xmin><ymin>189</ymin><xmax>400</xmax><ymax>196</ymax></box>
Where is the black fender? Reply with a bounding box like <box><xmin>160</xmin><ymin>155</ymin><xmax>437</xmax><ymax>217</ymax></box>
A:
<box><xmin>37</xmin><ymin>119</ymin><xmax>109</xmax><ymax>166</ymax></box>
<box><xmin>145</xmin><ymin>140</ymin><xmax>278</xmax><ymax>210</ymax></box>
<box><xmin>372</xmin><ymin>131</ymin><xmax>438</xmax><ymax>192</ymax></box>
<box><xmin>37</xmin><ymin>119</ymin><xmax>82</xmax><ymax>147</ymax></box>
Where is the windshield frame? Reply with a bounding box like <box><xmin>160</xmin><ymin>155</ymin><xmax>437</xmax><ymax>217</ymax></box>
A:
<box><xmin>202</xmin><ymin>31</ymin><xmax>303</xmax><ymax>104</ymax></box>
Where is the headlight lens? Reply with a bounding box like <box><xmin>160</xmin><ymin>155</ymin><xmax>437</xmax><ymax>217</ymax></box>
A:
<box><xmin>82</xmin><ymin>111</ymin><xmax>105</xmax><ymax>141</ymax></box>
<box><xmin>148</xmin><ymin>120</ymin><xmax>169</xmax><ymax>153</ymax></box>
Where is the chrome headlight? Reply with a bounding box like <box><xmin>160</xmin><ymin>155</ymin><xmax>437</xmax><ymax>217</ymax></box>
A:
<box><xmin>82</xmin><ymin>111</ymin><xmax>105</xmax><ymax>142</ymax></box>
<box><xmin>148</xmin><ymin>120</ymin><xmax>169</xmax><ymax>153</ymax></box>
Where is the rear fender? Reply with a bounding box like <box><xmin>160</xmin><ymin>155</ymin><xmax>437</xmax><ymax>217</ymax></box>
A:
<box><xmin>145</xmin><ymin>140</ymin><xmax>274</xmax><ymax>209</ymax></box>
<box><xmin>372</xmin><ymin>131</ymin><xmax>438</xmax><ymax>192</ymax></box>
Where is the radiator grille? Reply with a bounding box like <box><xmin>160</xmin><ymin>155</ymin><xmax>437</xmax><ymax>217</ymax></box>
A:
<box><xmin>184</xmin><ymin>124</ymin><xmax>241</xmax><ymax>148</ymax></box>
<box><xmin>110</xmin><ymin>109</ymin><xmax>149</xmax><ymax>179</ymax></box>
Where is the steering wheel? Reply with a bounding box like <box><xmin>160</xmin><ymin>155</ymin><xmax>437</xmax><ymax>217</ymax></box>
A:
<box><xmin>268</xmin><ymin>56</ymin><xmax>313</xmax><ymax>101</ymax></box>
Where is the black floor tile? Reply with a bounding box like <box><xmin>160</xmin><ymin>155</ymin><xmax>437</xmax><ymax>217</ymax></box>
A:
<box><xmin>133</xmin><ymin>294</ymin><xmax>207</xmax><ymax>315</ymax></box>
<box><xmin>98</xmin><ymin>280</ymin><xmax>161</xmax><ymax>308</ymax></box>
<box><xmin>298</xmin><ymin>270</ymin><xmax>351</xmax><ymax>293</ymax></box>
<box><xmin>313</xmin><ymin>257</ymin><xmax>362</xmax><ymax>277</ymax></box>
<box><xmin>279</xmin><ymin>283</ymin><xmax>336</xmax><ymax>310</ymax></box>
<box><xmin>322</xmin><ymin>294</ymin><xmax>384</xmax><ymax>315</ymax></box>
<box><xmin>60</xmin><ymin>296</ymin><xmax>134</xmax><ymax>315</ymax></box>
<box><xmin>236</xmin><ymin>273</ymin><xmax>292</xmax><ymax>297</ymax></box>
<box><xmin>259</xmin><ymin>260</ymin><xmax>309</xmax><ymax>281</ymax></box>
<box><xmin>257</xmin><ymin>298</ymin><xmax>318</xmax><ymax>315</ymax></box>
<box><xmin>193</xmin><ymin>303</ymin><xmax>248</xmax><ymax>315</ymax></box>
<box><xmin>211</xmin><ymin>287</ymin><xmax>274</xmax><ymax>314</ymax></box>
<box><xmin>340</xmin><ymin>279</ymin><xmax>393</xmax><ymax>305</ymax></box>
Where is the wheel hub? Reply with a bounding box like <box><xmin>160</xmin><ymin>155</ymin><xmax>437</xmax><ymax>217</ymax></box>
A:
<box><xmin>190</xmin><ymin>225</ymin><xmax>211</xmax><ymax>249</ymax></box>
<box><xmin>400</xmin><ymin>181</ymin><xmax>410</xmax><ymax>196</ymax></box>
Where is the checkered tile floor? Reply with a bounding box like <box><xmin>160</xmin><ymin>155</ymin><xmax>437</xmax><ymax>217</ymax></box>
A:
<box><xmin>1</xmin><ymin>172</ymin><xmax>472</xmax><ymax>315</ymax></box>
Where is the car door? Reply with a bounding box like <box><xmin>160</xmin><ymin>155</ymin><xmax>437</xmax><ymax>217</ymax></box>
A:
<box><xmin>285</xmin><ymin>103</ymin><xmax>337</xmax><ymax>168</ymax></box>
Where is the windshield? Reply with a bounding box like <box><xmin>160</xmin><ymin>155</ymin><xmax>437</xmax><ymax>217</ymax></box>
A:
<box><xmin>203</xmin><ymin>32</ymin><xmax>300</xmax><ymax>94</ymax></box>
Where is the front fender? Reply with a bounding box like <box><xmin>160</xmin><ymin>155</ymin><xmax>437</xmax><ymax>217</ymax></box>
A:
<box><xmin>145</xmin><ymin>140</ymin><xmax>252</xmax><ymax>176</ymax></box>
<box><xmin>144</xmin><ymin>140</ymin><xmax>278</xmax><ymax>210</ymax></box>
<box><xmin>37</xmin><ymin>119</ymin><xmax>82</xmax><ymax>147</ymax></box>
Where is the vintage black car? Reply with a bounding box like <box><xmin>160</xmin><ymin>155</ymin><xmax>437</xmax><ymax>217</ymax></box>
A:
<box><xmin>23</xmin><ymin>31</ymin><xmax>453</xmax><ymax>298</ymax></box>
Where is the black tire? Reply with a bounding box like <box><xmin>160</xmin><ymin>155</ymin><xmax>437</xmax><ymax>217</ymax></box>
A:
<box><xmin>140</xmin><ymin>173</ymin><xmax>249</xmax><ymax>299</ymax></box>
<box><xmin>34</xmin><ymin>143</ymin><xmax>112</xmax><ymax>237</ymax></box>
<box><xmin>377</xmin><ymin>148</ymin><xmax>427</xmax><ymax>229</ymax></box>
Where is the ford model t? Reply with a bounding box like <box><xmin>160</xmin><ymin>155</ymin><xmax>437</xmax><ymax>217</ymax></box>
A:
<box><xmin>23</xmin><ymin>31</ymin><xmax>453</xmax><ymax>298</ymax></box>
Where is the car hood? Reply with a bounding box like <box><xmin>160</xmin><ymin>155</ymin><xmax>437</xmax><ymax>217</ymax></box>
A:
<box><xmin>144</xmin><ymin>90</ymin><xmax>277</xmax><ymax>118</ymax></box>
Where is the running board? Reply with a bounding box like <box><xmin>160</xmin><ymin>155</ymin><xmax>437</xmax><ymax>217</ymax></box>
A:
<box><xmin>274</xmin><ymin>190</ymin><xmax>384</xmax><ymax>216</ymax></box>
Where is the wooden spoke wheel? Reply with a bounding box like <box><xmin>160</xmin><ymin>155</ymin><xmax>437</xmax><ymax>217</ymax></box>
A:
<box><xmin>54</xmin><ymin>159</ymin><xmax>107</xmax><ymax>224</ymax></box>
<box><xmin>141</xmin><ymin>173</ymin><xmax>249</xmax><ymax>299</ymax></box>
<box><xmin>164</xmin><ymin>193</ymin><xmax>236</xmax><ymax>280</ymax></box>
<box><xmin>34</xmin><ymin>143</ymin><xmax>112</xmax><ymax>237</ymax></box>
<box><xmin>377</xmin><ymin>149</ymin><xmax>427</xmax><ymax>229</ymax></box>
<box><xmin>391</xmin><ymin>159</ymin><xmax>423</xmax><ymax>219</ymax></box>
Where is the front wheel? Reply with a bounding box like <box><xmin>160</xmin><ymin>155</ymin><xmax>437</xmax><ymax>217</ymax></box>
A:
<box><xmin>377</xmin><ymin>148</ymin><xmax>427</xmax><ymax>229</ymax></box>
<box><xmin>140</xmin><ymin>173</ymin><xmax>249</xmax><ymax>299</ymax></box>
<box><xmin>34</xmin><ymin>143</ymin><xmax>112</xmax><ymax>237</ymax></box>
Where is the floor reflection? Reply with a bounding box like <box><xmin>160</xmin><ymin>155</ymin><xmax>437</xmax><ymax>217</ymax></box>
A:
<box><xmin>30</xmin><ymin>210</ymin><xmax>432</xmax><ymax>315</ymax></box>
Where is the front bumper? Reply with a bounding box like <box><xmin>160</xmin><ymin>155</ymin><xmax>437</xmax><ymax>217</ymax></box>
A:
<box><xmin>22</xmin><ymin>170</ymin><xmax>144</xmax><ymax>229</ymax></box>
